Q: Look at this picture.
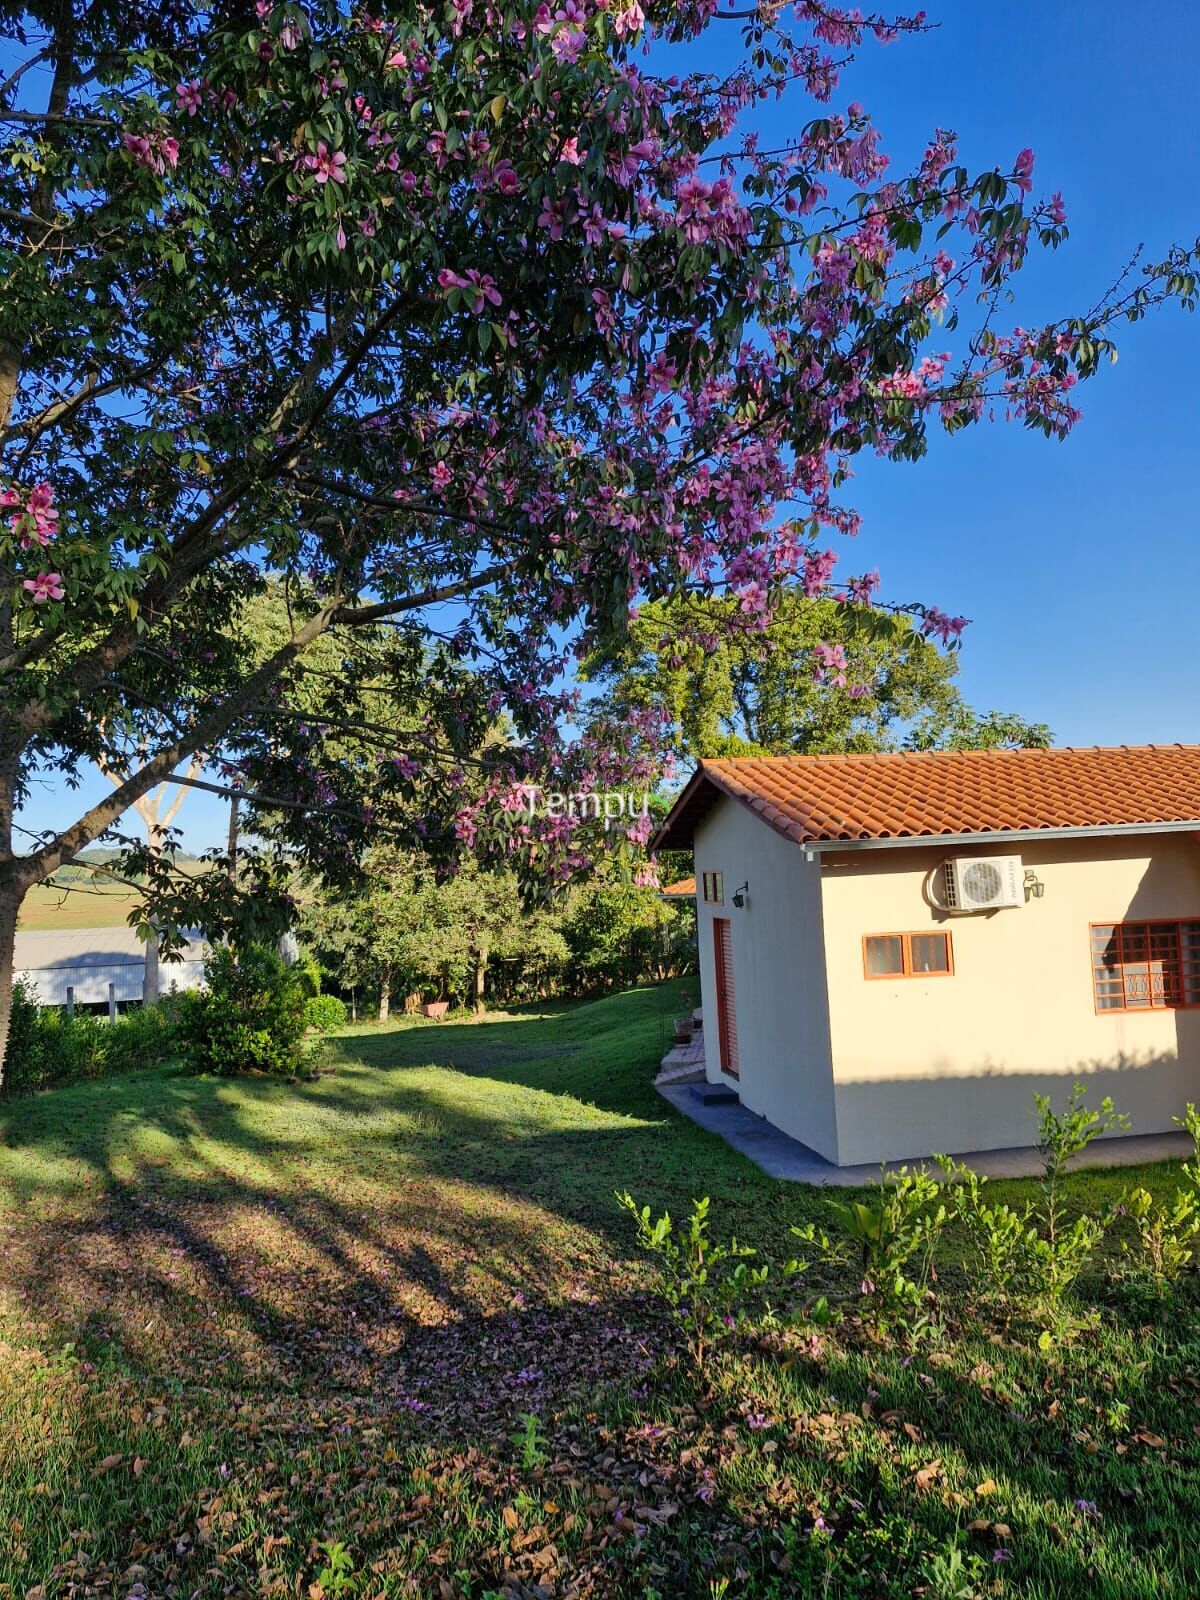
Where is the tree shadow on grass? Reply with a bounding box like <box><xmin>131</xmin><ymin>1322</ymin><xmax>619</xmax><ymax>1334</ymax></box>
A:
<box><xmin>0</xmin><ymin>1050</ymin><xmax>694</xmax><ymax>1425</ymax></box>
<box><xmin>3</xmin><ymin>988</ymin><xmax>1200</xmax><ymax>1596</ymax></box>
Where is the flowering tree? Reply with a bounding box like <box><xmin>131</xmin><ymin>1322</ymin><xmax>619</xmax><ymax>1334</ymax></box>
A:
<box><xmin>0</xmin><ymin>1</ymin><xmax>1195</xmax><ymax>1081</ymax></box>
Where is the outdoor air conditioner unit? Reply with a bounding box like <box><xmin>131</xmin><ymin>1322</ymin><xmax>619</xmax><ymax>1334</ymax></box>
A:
<box><xmin>942</xmin><ymin>854</ymin><xmax>1024</xmax><ymax>913</ymax></box>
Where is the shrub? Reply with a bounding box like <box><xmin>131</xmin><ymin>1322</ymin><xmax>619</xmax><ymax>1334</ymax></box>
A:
<box><xmin>1031</xmin><ymin>1083</ymin><xmax>1127</xmax><ymax>1308</ymax></box>
<box><xmin>2</xmin><ymin>980</ymin><xmax>178</xmax><ymax>1096</ymax></box>
<box><xmin>826</xmin><ymin>1165</ymin><xmax>950</xmax><ymax>1328</ymax></box>
<box><xmin>1120</xmin><ymin>1185</ymin><xmax>1199</xmax><ymax>1299</ymax></box>
<box><xmin>304</xmin><ymin>993</ymin><xmax>348</xmax><ymax>1033</ymax></box>
<box><xmin>938</xmin><ymin>1160</ymin><xmax>1044</xmax><ymax>1308</ymax></box>
<box><xmin>619</xmin><ymin>1192</ymin><xmax>810</xmax><ymax>1368</ymax></box>
<box><xmin>176</xmin><ymin>944</ymin><xmax>309</xmax><ymax>1076</ymax></box>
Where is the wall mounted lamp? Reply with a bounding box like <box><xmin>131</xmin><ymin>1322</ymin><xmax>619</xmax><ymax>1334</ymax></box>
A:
<box><xmin>732</xmin><ymin>882</ymin><xmax>750</xmax><ymax>909</ymax></box>
<box><xmin>1023</xmin><ymin>869</ymin><xmax>1045</xmax><ymax>901</ymax></box>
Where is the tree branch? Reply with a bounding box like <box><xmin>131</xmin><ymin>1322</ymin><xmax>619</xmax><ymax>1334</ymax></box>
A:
<box><xmin>13</xmin><ymin>560</ymin><xmax>513</xmax><ymax>886</ymax></box>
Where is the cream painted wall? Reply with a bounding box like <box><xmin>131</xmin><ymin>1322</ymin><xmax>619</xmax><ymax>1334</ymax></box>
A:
<box><xmin>694</xmin><ymin>798</ymin><xmax>838</xmax><ymax>1161</ymax></box>
<box><xmin>820</xmin><ymin>834</ymin><xmax>1200</xmax><ymax>1164</ymax></box>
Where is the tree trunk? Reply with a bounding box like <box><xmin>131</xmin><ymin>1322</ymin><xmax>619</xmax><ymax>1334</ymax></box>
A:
<box><xmin>142</xmin><ymin>822</ymin><xmax>163</xmax><ymax>1005</ymax></box>
<box><xmin>0</xmin><ymin>756</ymin><xmax>24</xmax><ymax>1089</ymax></box>
<box><xmin>142</xmin><ymin>931</ymin><xmax>160</xmax><ymax>1006</ymax></box>
<box><xmin>473</xmin><ymin>943</ymin><xmax>488</xmax><ymax>1013</ymax></box>
<box><xmin>226</xmin><ymin>793</ymin><xmax>240</xmax><ymax>883</ymax></box>
<box><xmin>0</xmin><ymin>884</ymin><xmax>19</xmax><ymax>1091</ymax></box>
<box><xmin>378</xmin><ymin>965</ymin><xmax>392</xmax><ymax>1022</ymax></box>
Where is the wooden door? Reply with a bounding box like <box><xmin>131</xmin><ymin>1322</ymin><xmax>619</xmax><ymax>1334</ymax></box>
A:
<box><xmin>712</xmin><ymin>917</ymin><xmax>740</xmax><ymax>1078</ymax></box>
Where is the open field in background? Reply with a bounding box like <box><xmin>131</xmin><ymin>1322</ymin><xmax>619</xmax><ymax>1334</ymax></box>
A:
<box><xmin>18</xmin><ymin>878</ymin><xmax>145</xmax><ymax>931</ymax></box>
<box><xmin>1</xmin><ymin>983</ymin><xmax>1198</xmax><ymax>1597</ymax></box>
<box><xmin>17</xmin><ymin>861</ymin><xmax>214</xmax><ymax>931</ymax></box>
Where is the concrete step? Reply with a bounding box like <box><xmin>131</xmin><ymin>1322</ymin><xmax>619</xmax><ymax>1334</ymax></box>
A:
<box><xmin>690</xmin><ymin>1080</ymin><xmax>739</xmax><ymax>1106</ymax></box>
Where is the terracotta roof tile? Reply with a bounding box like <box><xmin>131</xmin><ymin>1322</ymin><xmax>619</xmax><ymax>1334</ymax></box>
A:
<box><xmin>652</xmin><ymin>746</ymin><xmax>1200</xmax><ymax>850</ymax></box>
<box><xmin>660</xmin><ymin>876</ymin><xmax>696</xmax><ymax>897</ymax></box>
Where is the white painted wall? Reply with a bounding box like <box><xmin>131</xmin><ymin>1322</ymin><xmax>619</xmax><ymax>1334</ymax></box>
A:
<box><xmin>694</xmin><ymin>797</ymin><xmax>838</xmax><ymax>1161</ymax></box>
<box><xmin>820</xmin><ymin>834</ymin><xmax>1200</xmax><ymax>1164</ymax></box>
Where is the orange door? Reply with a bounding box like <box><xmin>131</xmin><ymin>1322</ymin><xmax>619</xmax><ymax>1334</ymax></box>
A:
<box><xmin>713</xmin><ymin>917</ymin><xmax>740</xmax><ymax>1078</ymax></box>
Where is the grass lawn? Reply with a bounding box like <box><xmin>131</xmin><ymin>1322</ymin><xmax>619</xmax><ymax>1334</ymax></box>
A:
<box><xmin>1</xmin><ymin>983</ymin><xmax>1199</xmax><ymax>1598</ymax></box>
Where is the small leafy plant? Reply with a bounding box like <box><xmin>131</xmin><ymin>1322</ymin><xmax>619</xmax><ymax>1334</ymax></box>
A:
<box><xmin>919</xmin><ymin>1537</ymin><xmax>989</xmax><ymax>1600</ymax></box>
<box><xmin>1120</xmin><ymin>1185</ymin><xmax>1199</xmax><ymax>1297</ymax></box>
<box><xmin>619</xmin><ymin>1193</ymin><xmax>799</xmax><ymax>1367</ymax></box>
<box><xmin>1031</xmin><ymin>1083</ymin><xmax>1128</xmax><ymax>1309</ymax></box>
<box><xmin>939</xmin><ymin>1159</ymin><xmax>1043</xmax><ymax>1308</ymax></box>
<box><xmin>509</xmin><ymin>1410</ymin><xmax>549</xmax><ymax>1469</ymax></box>
<box><xmin>314</xmin><ymin>1539</ymin><xmax>359</xmax><ymax>1597</ymax></box>
<box><xmin>827</xmin><ymin>1165</ymin><xmax>950</xmax><ymax>1328</ymax></box>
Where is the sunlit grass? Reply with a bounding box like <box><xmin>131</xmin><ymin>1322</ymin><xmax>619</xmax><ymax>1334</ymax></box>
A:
<box><xmin>1</xmin><ymin>980</ymin><xmax>1198</xmax><ymax>1597</ymax></box>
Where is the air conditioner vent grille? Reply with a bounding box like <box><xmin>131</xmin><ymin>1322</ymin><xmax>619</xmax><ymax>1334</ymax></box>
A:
<box><xmin>942</xmin><ymin>854</ymin><xmax>1024</xmax><ymax>912</ymax></box>
<box><xmin>943</xmin><ymin>860</ymin><xmax>958</xmax><ymax>909</ymax></box>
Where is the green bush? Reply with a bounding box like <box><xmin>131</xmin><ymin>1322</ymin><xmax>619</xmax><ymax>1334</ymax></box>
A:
<box><xmin>3</xmin><ymin>979</ymin><xmax>177</xmax><ymax>1096</ymax></box>
<box><xmin>304</xmin><ymin>993</ymin><xmax>348</xmax><ymax>1033</ymax></box>
<box><xmin>825</xmin><ymin>1165</ymin><xmax>950</xmax><ymax>1330</ymax></box>
<box><xmin>176</xmin><ymin>944</ymin><xmax>309</xmax><ymax>1076</ymax></box>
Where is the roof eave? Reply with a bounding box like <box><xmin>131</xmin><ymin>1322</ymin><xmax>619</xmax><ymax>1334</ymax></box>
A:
<box><xmin>807</xmin><ymin>819</ymin><xmax>1200</xmax><ymax>852</ymax></box>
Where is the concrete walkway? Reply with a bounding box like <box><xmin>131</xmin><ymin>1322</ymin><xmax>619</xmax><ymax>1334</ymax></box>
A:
<box><xmin>656</xmin><ymin>1082</ymin><xmax>1196</xmax><ymax>1186</ymax></box>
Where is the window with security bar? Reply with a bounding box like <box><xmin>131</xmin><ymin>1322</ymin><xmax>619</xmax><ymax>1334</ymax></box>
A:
<box><xmin>1090</xmin><ymin>921</ymin><xmax>1200</xmax><ymax>1012</ymax></box>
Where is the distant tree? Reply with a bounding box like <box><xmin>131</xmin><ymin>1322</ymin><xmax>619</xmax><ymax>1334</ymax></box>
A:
<box><xmin>584</xmin><ymin>591</ymin><xmax>1049</xmax><ymax>758</ymax></box>
<box><xmin>562</xmin><ymin>878</ymin><xmax>695</xmax><ymax>996</ymax></box>
<box><xmin>302</xmin><ymin>848</ymin><xmax>560</xmax><ymax>1016</ymax></box>
<box><xmin>905</xmin><ymin>705</ymin><xmax>1051</xmax><ymax>753</ymax></box>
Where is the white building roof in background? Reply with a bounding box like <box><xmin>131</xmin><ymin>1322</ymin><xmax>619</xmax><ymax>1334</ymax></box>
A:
<box><xmin>14</xmin><ymin>926</ymin><xmax>208</xmax><ymax>1005</ymax></box>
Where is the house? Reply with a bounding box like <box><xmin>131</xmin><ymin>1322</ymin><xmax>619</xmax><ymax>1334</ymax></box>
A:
<box><xmin>651</xmin><ymin>745</ymin><xmax>1200</xmax><ymax>1166</ymax></box>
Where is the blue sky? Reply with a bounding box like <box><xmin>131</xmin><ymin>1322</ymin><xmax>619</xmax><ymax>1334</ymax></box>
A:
<box><xmin>13</xmin><ymin>3</ymin><xmax>1200</xmax><ymax>852</ymax></box>
<box><xmin>796</xmin><ymin>2</ymin><xmax>1200</xmax><ymax>747</ymax></box>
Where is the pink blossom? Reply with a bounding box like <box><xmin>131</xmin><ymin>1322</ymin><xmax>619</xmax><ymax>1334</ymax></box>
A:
<box><xmin>306</xmin><ymin>141</ymin><xmax>347</xmax><ymax>185</ymax></box>
<box><xmin>551</xmin><ymin>28</ymin><xmax>586</xmax><ymax>64</ymax></box>
<box><xmin>1013</xmin><ymin>146</ymin><xmax>1035</xmax><ymax>194</ymax></box>
<box><xmin>737</xmin><ymin>581</ymin><xmax>769</xmax><ymax>617</ymax></box>
<box><xmin>920</xmin><ymin>607</ymin><xmax>968</xmax><ymax>645</ymax></box>
<box><xmin>123</xmin><ymin>128</ymin><xmax>179</xmax><ymax>175</ymax></box>
<box><xmin>801</xmin><ymin>547</ymin><xmax>837</xmax><ymax>598</ymax></box>
<box><xmin>813</xmin><ymin>641</ymin><xmax>847</xmax><ymax>687</ymax></box>
<box><xmin>492</xmin><ymin>159</ymin><xmax>520</xmax><ymax>196</ymax></box>
<box><xmin>437</xmin><ymin>268</ymin><xmax>502</xmax><ymax>314</ymax></box>
<box><xmin>4</xmin><ymin>480</ymin><xmax>58</xmax><ymax>549</ymax></box>
<box><xmin>23</xmin><ymin>572</ymin><xmax>64</xmax><ymax>603</ymax></box>
<box><xmin>613</xmin><ymin>1</ymin><xmax>645</xmax><ymax>38</ymax></box>
<box><xmin>175</xmin><ymin>80</ymin><xmax>203</xmax><ymax>117</ymax></box>
<box><xmin>846</xmin><ymin>569</ymin><xmax>880</xmax><ymax>604</ymax></box>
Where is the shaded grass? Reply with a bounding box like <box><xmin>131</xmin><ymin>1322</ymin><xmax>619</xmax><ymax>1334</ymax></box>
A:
<box><xmin>0</xmin><ymin>980</ymin><xmax>1198</xmax><ymax>1598</ymax></box>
